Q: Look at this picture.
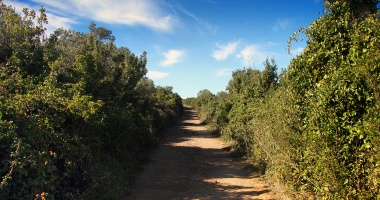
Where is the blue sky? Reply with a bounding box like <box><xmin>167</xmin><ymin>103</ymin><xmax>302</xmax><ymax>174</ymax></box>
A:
<box><xmin>3</xmin><ymin>0</ymin><xmax>324</xmax><ymax>98</ymax></box>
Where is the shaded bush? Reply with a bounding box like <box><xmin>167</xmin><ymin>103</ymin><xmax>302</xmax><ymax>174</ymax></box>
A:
<box><xmin>0</xmin><ymin>2</ymin><xmax>182</xmax><ymax>199</ymax></box>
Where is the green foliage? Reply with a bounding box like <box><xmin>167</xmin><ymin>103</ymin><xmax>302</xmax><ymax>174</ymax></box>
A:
<box><xmin>286</xmin><ymin>0</ymin><xmax>380</xmax><ymax>198</ymax></box>
<box><xmin>155</xmin><ymin>86</ymin><xmax>183</xmax><ymax>117</ymax></box>
<box><xmin>0</xmin><ymin>1</ymin><xmax>182</xmax><ymax>199</ymax></box>
<box><xmin>187</xmin><ymin>1</ymin><xmax>380</xmax><ymax>198</ymax></box>
<box><xmin>226</xmin><ymin>58</ymin><xmax>278</xmax><ymax>98</ymax></box>
<box><xmin>0</xmin><ymin>2</ymin><xmax>48</xmax><ymax>80</ymax></box>
<box><xmin>186</xmin><ymin>58</ymin><xmax>282</xmax><ymax>157</ymax></box>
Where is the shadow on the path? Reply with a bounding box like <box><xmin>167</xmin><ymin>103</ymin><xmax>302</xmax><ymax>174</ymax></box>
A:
<box><xmin>127</xmin><ymin>106</ymin><xmax>274</xmax><ymax>200</ymax></box>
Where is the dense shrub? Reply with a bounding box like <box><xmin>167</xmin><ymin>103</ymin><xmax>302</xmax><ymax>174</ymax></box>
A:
<box><xmin>0</xmin><ymin>2</ymin><xmax>182</xmax><ymax>199</ymax></box>
<box><xmin>286</xmin><ymin>0</ymin><xmax>380</xmax><ymax>198</ymax></box>
<box><xmin>186</xmin><ymin>0</ymin><xmax>380</xmax><ymax>198</ymax></box>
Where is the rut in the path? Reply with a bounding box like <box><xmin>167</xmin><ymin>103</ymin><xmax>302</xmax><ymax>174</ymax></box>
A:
<box><xmin>126</xmin><ymin>106</ymin><xmax>276</xmax><ymax>200</ymax></box>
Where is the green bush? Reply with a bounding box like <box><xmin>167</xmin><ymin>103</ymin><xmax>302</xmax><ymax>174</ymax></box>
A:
<box><xmin>186</xmin><ymin>1</ymin><xmax>380</xmax><ymax>198</ymax></box>
<box><xmin>286</xmin><ymin>0</ymin><xmax>380</xmax><ymax>198</ymax></box>
<box><xmin>0</xmin><ymin>1</ymin><xmax>182</xmax><ymax>199</ymax></box>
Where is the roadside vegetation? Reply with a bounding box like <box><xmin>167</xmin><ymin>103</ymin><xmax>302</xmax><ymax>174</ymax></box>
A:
<box><xmin>0</xmin><ymin>1</ymin><xmax>182</xmax><ymax>199</ymax></box>
<box><xmin>184</xmin><ymin>0</ymin><xmax>380</xmax><ymax>199</ymax></box>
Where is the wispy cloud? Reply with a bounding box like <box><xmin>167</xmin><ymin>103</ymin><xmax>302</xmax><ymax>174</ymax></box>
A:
<box><xmin>146</xmin><ymin>70</ymin><xmax>169</xmax><ymax>80</ymax></box>
<box><xmin>215</xmin><ymin>69</ymin><xmax>233</xmax><ymax>77</ymax></box>
<box><xmin>3</xmin><ymin>0</ymin><xmax>31</xmax><ymax>11</ymax></box>
<box><xmin>3</xmin><ymin>0</ymin><xmax>77</xmax><ymax>35</ymax></box>
<box><xmin>291</xmin><ymin>47</ymin><xmax>305</xmax><ymax>55</ymax></box>
<box><xmin>212</xmin><ymin>40</ymin><xmax>241</xmax><ymax>61</ymax></box>
<box><xmin>272</xmin><ymin>18</ymin><xmax>293</xmax><ymax>32</ymax></box>
<box><xmin>152</xmin><ymin>44</ymin><xmax>162</xmax><ymax>54</ymax></box>
<box><xmin>236</xmin><ymin>44</ymin><xmax>273</xmax><ymax>67</ymax></box>
<box><xmin>160</xmin><ymin>49</ymin><xmax>186</xmax><ymax>67</ymax></box>
<box><xmin>267</xmin><ymin>41</ymin><xmax>279</xmax><ymax>46</ymax></box>
<box><xmin>178</xmin><ymin>6</ymin><xmax>217</xmax><ymax>35</ymax></box>
<box><xmin>16</xmin><ymin>0</ymin><xmax>180</xmax><ymax>32</ymax></box>
<box><xmin>44</xmin><ymin>13</ymin><xmax>78</xmax><ymax>34</ymax></box>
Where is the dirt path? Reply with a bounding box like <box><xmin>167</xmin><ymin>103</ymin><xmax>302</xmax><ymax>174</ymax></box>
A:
<box><xmin>126</xmin><ymin>106</ymin><xmax>276</xmax><ymax>200</ymax></box>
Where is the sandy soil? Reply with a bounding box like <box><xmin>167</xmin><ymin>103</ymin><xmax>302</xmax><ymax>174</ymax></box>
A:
<box><xmin>126</xmin><ymin>106</ymin><xmax>276</xmax><ymax>200</ymax></box>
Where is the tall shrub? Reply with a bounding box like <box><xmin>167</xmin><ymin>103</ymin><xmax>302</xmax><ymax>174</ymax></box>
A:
<box><xmin>287</xmin><ymin>0</ymin><xmax>380</xmax><ymax>198</ymax></box>
<box><xmin>0</xmin><ymin>1</ymin><xmax>183</xmax><ymax>199</ymax></box>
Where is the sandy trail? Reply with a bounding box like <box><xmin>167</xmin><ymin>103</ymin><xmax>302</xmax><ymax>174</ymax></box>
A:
<box><xmin>126</xmin><ymin>106</ymin><xmax>276</xmax><ymax>200</ymax></box>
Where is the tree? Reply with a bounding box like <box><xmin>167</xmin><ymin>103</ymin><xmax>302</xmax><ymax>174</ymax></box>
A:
<box><xmin>261</xmin><ymin>58</ymin><xmax>278</xmax><ymax>90</ymax></box>
<box><xmin>216</xmin><ymin>91</ymin><xmax>228</xmax><ymax>98</ymax></box>
<box><xmin>197</xmin><ymin>89</ymin><xmax>212</xmax><ymax>97</ymax></box>
<box><xmin>0</xmin><ymin>1</ymin><xmax>48</xmax><ymax>79</ymax></box>
<box><xmin>324</xmin><ymin>0</ymin><xmax>379</xmax><ymax>19</ymax></box>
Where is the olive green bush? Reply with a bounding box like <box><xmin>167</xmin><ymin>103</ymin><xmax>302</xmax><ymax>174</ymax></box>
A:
<box><xmin>0</xmin><ymin>2</ymin><xmax>182</xmax><ymax>199</ymax></box>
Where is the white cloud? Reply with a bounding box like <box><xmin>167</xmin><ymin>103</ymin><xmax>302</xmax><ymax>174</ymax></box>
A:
<box><xmin>3</xmin><ymin>0</ymin><xmax>30</xmax><ymax>10</ymax></box>
<box><xmin>212</xmin><ymin>40</ymin><xmax>241</xmax><ymax>61</ymax></box>
<box><xmin>160</xmin><ymin>49</ymin><xmax>186</xmax><ymax>67</ymax></box>
<box><xmin>272</xmin><ymin>18</ymin><xmax>292</xmax><ymax>32</ymax></box>
<box><xmin>3</xmin><ymin>0</ymin><xmax>76</xmax><ymax>35</ymax></box>
<box><xmin>179</xmin><ymin>6</ymin><xmax>217</xmax><ymax>35</ymax></box>
<box><xmin>291</xmin><ymin>47</ymin><xmax>305</xmax><ymax>55</ymax></box>
<box><xmin>236</xmin><ymin>44</ymin><xmax>270</xmax><ymax>67</ymax></box>
<box><xmin>44</xmin><ymin>13</ymin><xmax>77</xmax><ymax>34</ymax></box>
<box><xmin>26</xmin><ymin>0</ymin><xmax>179</xmax><ymax>32</ymax></box>
<box><xmin>215</xmin><ymin>69</ymin><xmax>233</xmax><ymax>77</ymax></box>
<box><xmin>146</xmin><ymin>70</ymin><xmax>169</xmax><ymax>80</ymax></box>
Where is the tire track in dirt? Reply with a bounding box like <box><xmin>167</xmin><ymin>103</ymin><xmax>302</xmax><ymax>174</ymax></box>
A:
<box><xmin>126</xmin><ymin>106</ymin><xmax>276</xmax><ymax>200</ymax></box>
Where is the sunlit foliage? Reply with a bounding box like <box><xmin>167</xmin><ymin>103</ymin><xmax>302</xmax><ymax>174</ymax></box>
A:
<box><xmin>185</xmin><ymin>0</ymin><xmax>380</xmax><ymax>198</ymax></box>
